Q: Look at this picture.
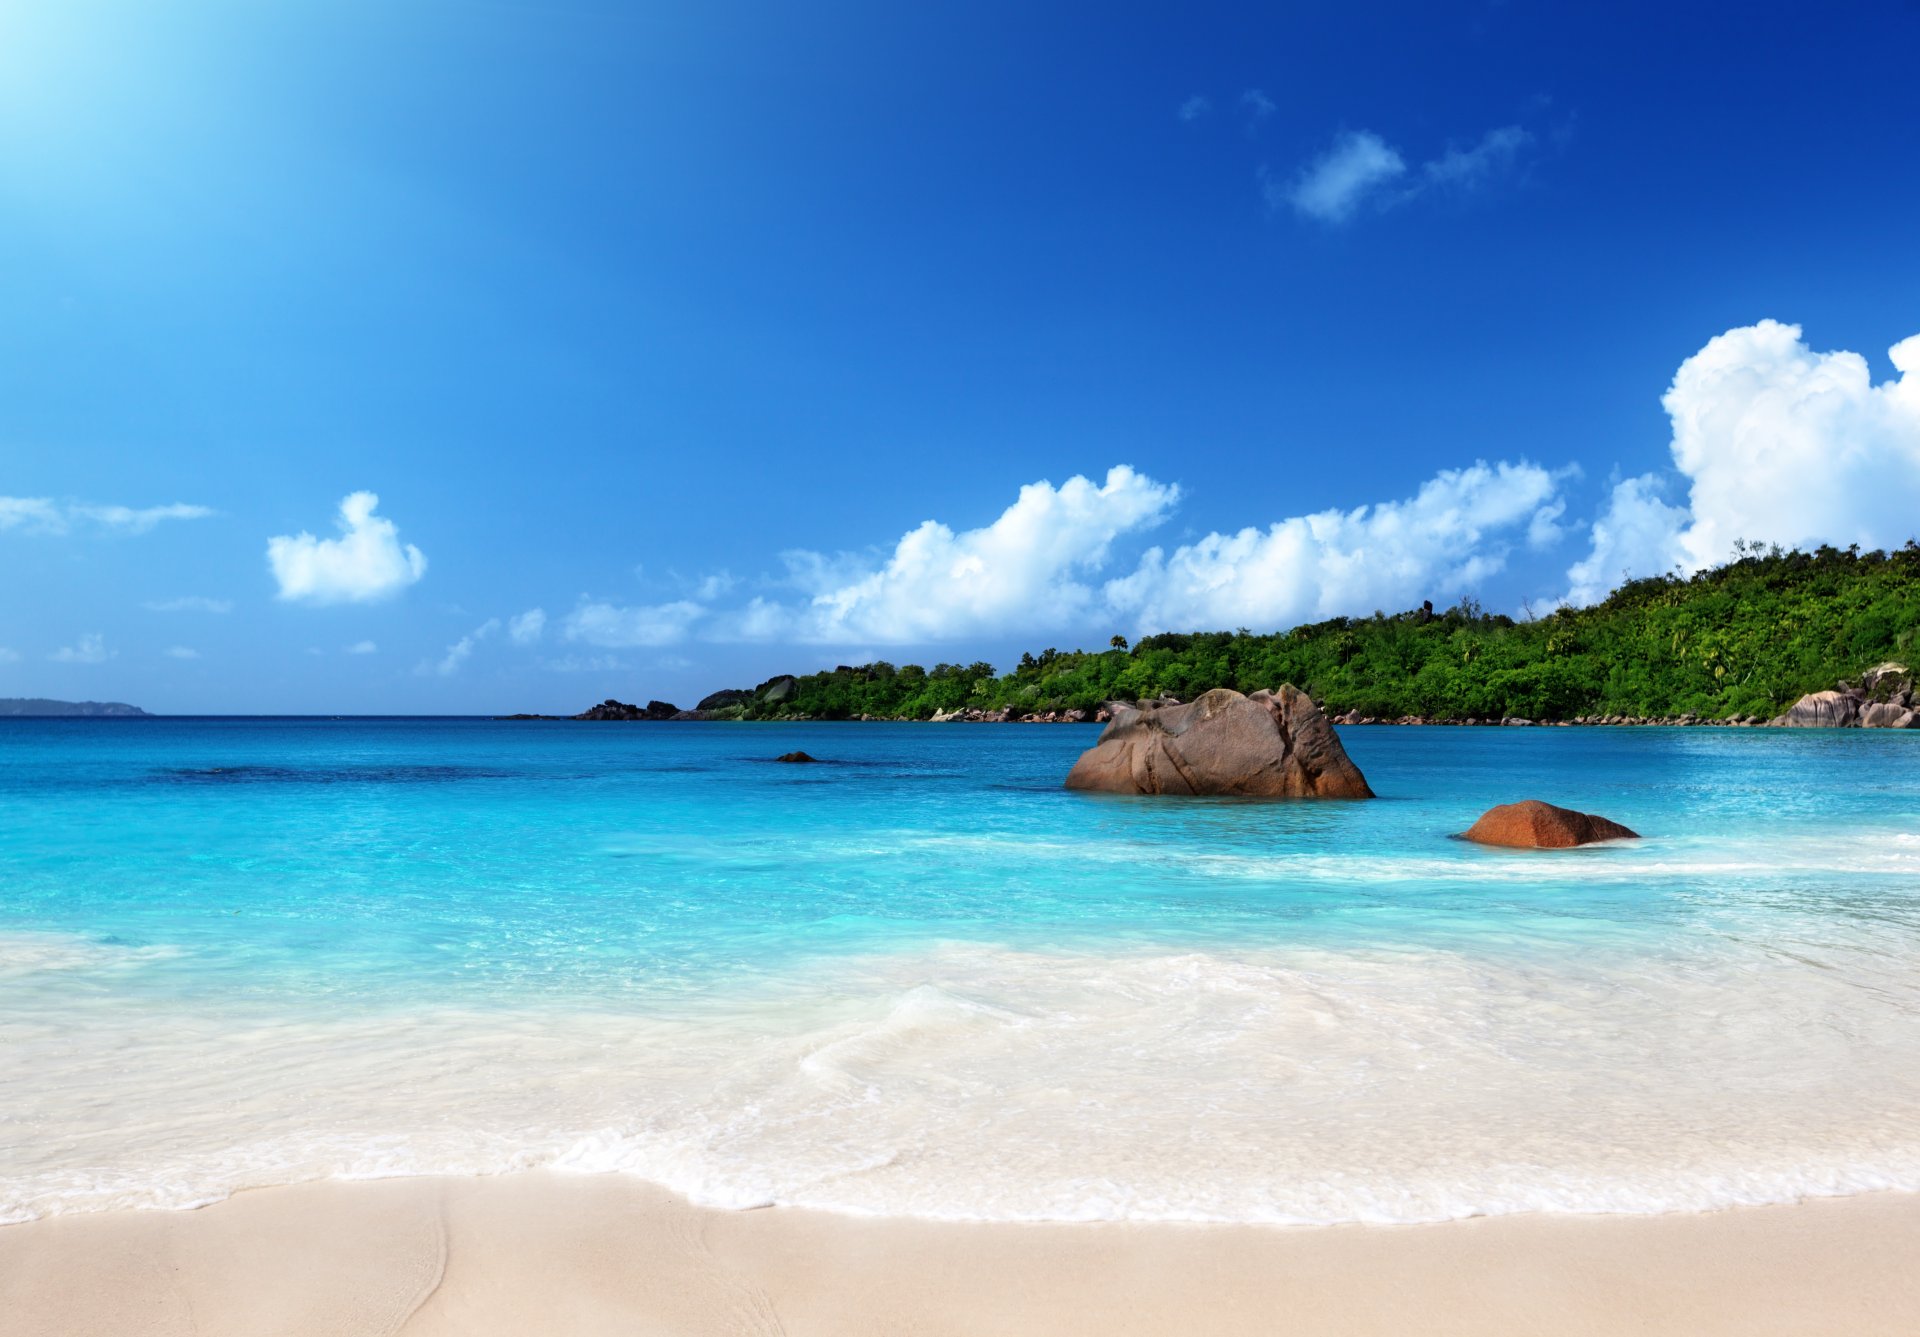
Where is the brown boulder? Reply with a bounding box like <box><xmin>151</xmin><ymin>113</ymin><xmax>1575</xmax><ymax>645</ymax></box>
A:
<box><xmin>1860</xmin><ymin>703</ymin><xmax>1917</xmax><ymax>729</ymax></box>
<box><xmin>1461</xmin><ymin>800</ymin><xmax>1639</xmax><ymax>849</ymax></box>
<box><xmin>774</xmin><ymin>751</ymin><xmax>820</xmax><ymax>764</ymax></box>
<box><xmin>1771</xmin><ymin>690</ymin><xmax>1860</xmax><ymax>728</ymax></box>
<box><xmin>1063</xmin><ymin>686</ymin><xmax>1373</xmax><ymax>798</ymax></box>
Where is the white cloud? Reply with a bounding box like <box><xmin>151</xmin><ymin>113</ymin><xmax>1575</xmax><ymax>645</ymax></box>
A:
<box><xmin>345</xmin><ymin>640</ymin><xmax>378</xmax><ymax>655</ymax></box>
<box><xmin>427</xmin><ymin>619</ymin><xmax>499</xmax><ymax>676</ymax></box>
<box><xmin>1240</xmin><ymin>88</ymin><xmax>1275</xmax><ymax>127</ymax></box>
<box><xmin>1281</xmin><ymin>124</ymin><xmax>1535</xmax><ymax>224</ymax></box>
<box><xmin>1178</xmin><ymin>95</ymin><xmax>1211</xmax><ymax>123</ymax></box>
<box><xmin>540</xmin><ymin>653</ymin><xmax>629</xmax><ymax>673</ymax></box>
<box><xmin>717</xmin><ymin>466</ymin><xmax>1179</xmax><ymax>644</ymax></box>
<box><xmin>50</xmin><ymin>633</ymin><xmax>110</xmax><ymax>664</ymax></box>
<box><xmin>1106</xmin><ymin>461</ymin><xmax>1563</xmax><ymax>633</ymax></box>
<box><xmin>267</xmin><ymin>491</ymin><xmax>427</xmax><ymax>604</ymax></box>
<box><xmin>0</xmin><ymin>647</ymin><xmax>20</xmax><ymax>663</ymax></box>
<box><xmin>2</xmin><ymin>498</ymin><xmax>212</xmax><ymax>536</ymax></box>
<box><xmin>1424</xmin><ymin>125</ymin><xmax>1532</xmax><ymax>189</ymax></box>
<box><xmin>1562</xmin><ymin>475</ymin><xmax>1689</xmax><ymax>606</ymax></box>
<box><xmin>162</xmin><ymin>645</ymin><xmax>200</xmax><ymax>660</ymax></box>
<box><xmin>1564</xmin><ymin>321</ymin><xmax>1920</xmax><ymax>603</ymax></box>
<box><xmin>0</xmin><ymin>498</ymin><xmax>65</xmax><ymax>533</ymax></box>
<box><xmin>72</xmin><ymin>503</ymin><xmax>215</xmax><ymax>533</ymax></box>
<box><xmin>144</xmin><ymin>596</ymin><xmax>233</xmax><ymax>614</ymax></box>
<box><xmin>691</xmin><ymin>571</ymin><xmax>736</xmax><ymax>601</ymax></box>
<box><xmin>564</xmin><ymin>599</ymin><xmax>706</xmax><ymax>648</ymax></box>
<box><xmin>507</xmin><ymin>608</ymin><xmax>547</xmax><ymax>645</ymax></box>
<box><xmin>1282</xmin><ymin>130</ymin><xmax>1407</xmax><ymax>222</ymax></box>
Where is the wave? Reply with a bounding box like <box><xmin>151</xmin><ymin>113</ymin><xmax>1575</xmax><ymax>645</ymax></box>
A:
<box><xmin>8</xmin><ymin>938</ymin><xmax>1920</xmax><ymax>1226</ymax></box>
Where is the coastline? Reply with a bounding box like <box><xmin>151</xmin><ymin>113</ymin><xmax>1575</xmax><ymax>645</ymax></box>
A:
<box><xmin>5</xmin><ymin>1174</ymin><xmax>1918</xmax><ymax>1336</ymax></box>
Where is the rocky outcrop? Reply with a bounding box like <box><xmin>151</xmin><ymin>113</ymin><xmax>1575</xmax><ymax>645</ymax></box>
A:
<box><xmin>1063</xmin><ymin>686</ymin><xmax>1373</xmax><ymax>798</ymax></box>
<box><xmin>573</xmin><ymin>698</ymin><xmax>682</xmax><ymax>721</ymax></box>
<box><xmin>775</xmin><ymin>751</ymin><xmax>819</xmax><ymax>764</ymax></box>
<box><xmin>756</xmin><ymin>675</ymin><xmax>799</xmax><ymax>706</ymax></box>
<box><xmin>1861</xmin><ymin>702</ymin><xmax>1918</xmax><ymax>729</ymax></box>
<box><xmin>1771</xmin><ymin>663</ymin><xmax>1915</xmax><ymax>728</ymax></box>
<box><xmin>697</xmin><ymin>688</ymin><xmax>754</xmax><ymax>711</ymax></box>
<box><xmin>1461</xmin><ymin>800</ymin><xmax>1639</xmax><ymax>849</ymax></box>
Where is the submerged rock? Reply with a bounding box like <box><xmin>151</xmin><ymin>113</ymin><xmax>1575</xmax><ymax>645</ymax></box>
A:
<box><xmin>1461</xmin><ymin>800</ymin><xmax>1638</xmax><ymax>849</ymax></box>
<box><xmin>1063</xmin><ymin>686</ymin><xmax>1373</xmax><ymax>798</ymax></box>
<box><xmin>774</xmin><ymin>751</ymin><xmax>820</xmax><ymax>764</ymax></box>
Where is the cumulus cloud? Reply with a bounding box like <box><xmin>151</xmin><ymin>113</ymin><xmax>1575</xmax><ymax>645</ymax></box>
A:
<box><xmin>345</xmin><ymin>640</ymin><xmax>378</xmax><ymax>655</ymax></box>
<box><xmin>2</xmin><ymin>497</ymin><xmax>212</xmax><ymax>535</ymax></box>
<box><xmin>564</xmin><ymin>599</ymin><xmax>707</xmax><ymax>648</ymax></box>
<box><xmin>162</xmin><ymin>645</ymin><xmax>200</xmax><ymax>660</ymax></box>
<box><xmin>1563</xmin><ymin>321</ymin><xmax>1920</xmax><ymax>603</ymax></box>
<box><xmin>1562</xmin><ymin>474</ymin><xmax>1689</xmax><ymax>606</ymax></box>
<box><xmin>144</xmin><ymin>596</ymin><xmax>232</xmax><ymax>614</ymax></box>
<box><xmin>1106</xmin><ymin>462</ymin><xmax>1563</xmax><ymax>633</ymax></box>
<box><xmin>1178</xmin><ymin>95</ymin><xmax>1211</xmax><ymax>123</ymax></box>
<box><xmin>267</xmin><ymin>492</ymin><xmax>427</xmax><ymax>604</ymax></box>
<box><xmin>1282</xmin><ymin>130</ymin><xmax>1406</xmax><ymax>223</ymax></box>
<box><xmin>50</xmin><ymin>633</ymin><xmax>110</xmax><ymax>664</ymax></box>
<box><xmin>718</xmin><ymin>466</ymin><xmax>1179</xmax><ymax>644</ymax></box>
<box><xmin>507</xmin><ymin>608</ymin><xmax>547</xmax><ymax>645</ymax></box>
<box><xmin>427</xmin><ymin>619</ymin><xmax>500</xmax><ymax>676</ymax></box>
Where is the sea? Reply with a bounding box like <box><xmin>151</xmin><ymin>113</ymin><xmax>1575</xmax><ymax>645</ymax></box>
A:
<box><xmin>3</xmin><ymin>717</ymin><xmax>1919</xmax><ymax>1226</ymax></box>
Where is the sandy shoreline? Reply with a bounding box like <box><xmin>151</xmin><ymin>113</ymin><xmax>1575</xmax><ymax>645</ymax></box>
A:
<box><xmin>4</xmin><ymin>1175</ymin><xmax>1918</xmax><ymax>1335</ymax></box>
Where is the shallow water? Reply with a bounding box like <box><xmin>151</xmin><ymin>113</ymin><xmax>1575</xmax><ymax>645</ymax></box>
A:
<box><xmin>3</xmin><ymin>718</ymin><xmax>1918</xmax><ymax>1224</ymax></box>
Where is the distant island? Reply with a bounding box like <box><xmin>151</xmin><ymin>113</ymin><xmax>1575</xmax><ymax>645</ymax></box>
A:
<box><xmin>0</xmin><ymin>699</ymin><xmax>150</xmax><ymax>718</ymax></box>
<box><xmin>520</xmin><ymin>542</ymin><xmax>1919</xmax><ymax>727</ymax></box>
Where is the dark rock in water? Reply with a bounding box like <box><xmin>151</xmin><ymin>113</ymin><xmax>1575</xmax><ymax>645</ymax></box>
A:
<box><xmin>1461</xmin><ymin>800</ymin><xmax>1638</xmax><ymax>848</ymax></box>
<box><xmin>775</xmin><ymin>751</ymin><xmax>819</xmax><ymax>764</ymax></box>
<box><xmin>1063</xmin><ymin>686</ymin><xmax>1373</xmax><ymax>798</ymax></box>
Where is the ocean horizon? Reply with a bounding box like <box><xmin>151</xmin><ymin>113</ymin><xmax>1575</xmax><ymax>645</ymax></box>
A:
<box><xmin>5</xmin><ymin>716</ymin><xmax>1918</xmax><ymax>1228</ymax></box>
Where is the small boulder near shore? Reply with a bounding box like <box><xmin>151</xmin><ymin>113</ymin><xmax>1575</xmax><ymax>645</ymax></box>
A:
<box><xmin>774</xmin><ymin>751</ymin><xmax>820</xmax><ymax>764</ymax></box>
<box><xmin>1063</xmin><ymin>685</ymin><xmax>1373</xmax><ymax>798</ymax></box>
<box><xmin>1461</xmin><ymin>800</ymin><xmax>1638</xmax><ymax>849</ymax></box>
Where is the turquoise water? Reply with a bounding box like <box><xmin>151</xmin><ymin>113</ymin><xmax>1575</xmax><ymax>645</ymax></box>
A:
<box><xmin>4</xmin><ymin>719</ymin><xmax>1920</xmax><ymax>1224</ymax></box>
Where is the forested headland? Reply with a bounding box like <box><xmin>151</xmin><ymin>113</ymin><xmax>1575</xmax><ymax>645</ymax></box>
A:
<box><xmin>714</xmin><ymin>542</ymin><xmax>1919</xmax><ymax>723</ymax></box>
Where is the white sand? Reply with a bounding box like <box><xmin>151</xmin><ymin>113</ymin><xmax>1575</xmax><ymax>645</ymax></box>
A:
<box><xmin>4</xmin><ymin>1173</ymin><xmax>1919</xmax><ymax>1335</ymax></box>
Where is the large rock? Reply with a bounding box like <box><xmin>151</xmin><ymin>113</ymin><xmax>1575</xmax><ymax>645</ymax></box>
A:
<box><xmin>1771</xmin><ymin>690</ymin><xmax>1861</xmax><ymax>728</ymax></box>
<box><xmin>1860</xmin><ymin>702</ymin><xmax>1918</xmax><ymax>728</ymax></box>
<box><xmin>1063</xmin><ymin>686</ymin><xmax>1373</xmax><ymax>798</ymax></box>
<box><xmin>1461</xmin><ymin>800</ymin><xmax>1639</xmax><ymax>849</ymax></box>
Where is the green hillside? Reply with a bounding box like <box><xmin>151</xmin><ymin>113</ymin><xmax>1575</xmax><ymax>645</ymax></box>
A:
<box><xmin>726</xmin><ymin>542</ymin><xmax>1920</xmax><ymax>723</ymax></box>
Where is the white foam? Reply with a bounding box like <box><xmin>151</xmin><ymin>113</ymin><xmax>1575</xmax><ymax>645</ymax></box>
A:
<box><xmin>0</xmin><ymin>932</ymin><xmax>182</xmax><ymax>980</ymax></box>
<box><xmin>7</xmin><ymin>935</ymin><xmax>1920</xmax><ymax>1226</ymax></box>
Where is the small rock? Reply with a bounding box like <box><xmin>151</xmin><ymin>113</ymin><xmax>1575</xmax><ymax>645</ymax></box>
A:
<box><xmin>774</xmin><ymin>751</ymin><xmax>820</xmax><ymax>764</ymax></box>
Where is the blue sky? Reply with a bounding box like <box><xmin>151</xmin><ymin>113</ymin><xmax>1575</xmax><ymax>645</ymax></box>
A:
<box><xmin>4</xmin><ymin>0</ymin><xmax>1919</xmax><ymax>713</ymax></box>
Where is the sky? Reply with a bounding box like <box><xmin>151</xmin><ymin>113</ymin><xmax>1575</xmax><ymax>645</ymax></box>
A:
<box><xmin>3</xmin><ymin>0</ymin><xmax>1918</xmax><ymax>713</ymax></box>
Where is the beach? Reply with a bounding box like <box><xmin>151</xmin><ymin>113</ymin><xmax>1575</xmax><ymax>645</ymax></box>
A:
<box><xmin>6</xmin><ymin>719</ymin><xmax>1920</xmax><ymax>1331</ymax></box>
<box><xmin>6</xmin><ymin>1173</ymin><xmax>1920</xmax><ymax>1335</ymax></box>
